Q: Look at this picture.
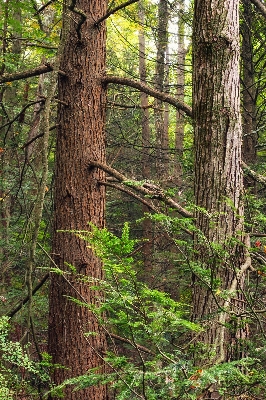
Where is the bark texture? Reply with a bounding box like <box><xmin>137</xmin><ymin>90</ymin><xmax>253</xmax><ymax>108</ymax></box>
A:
<box><xmin>48</xmin><ymin>1</ymin><xmax>107</xmax><ymax>399</ymax></box>
<box><xmin>192</xmin><ymin>0</ymin><xmax>247</xmax><ymax>366</ymax></box>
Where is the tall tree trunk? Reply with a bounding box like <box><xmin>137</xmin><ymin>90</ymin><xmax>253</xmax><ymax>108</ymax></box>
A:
<box><xmin>192</xmin><ymin>0</ymin><xmax>249</xmax><ymax>368</ymax></box>
<box><xmin>175</xmin><ymin>0</ymin><xmax>186</xmax><ymax>186</ymax></box>
<box><xmin>154</xmin><ymin>0</ymin><xmax>169</xmax><ymax>182</ymax></box>
<box><xmin>138</xmin><ymin>0</ymin><xmax>153</xmax><ymax>275</ymax></box>
<box><xmin>0</xmin><ymin>4</ymin><xmax>22</xmax><ymax>290</ymax></box>
<box><xmin>48</xmin><ymin>1</ymin><xmax>108</xmax><ymax>399</ymax></box>
<box><xmin>241</xmin><ymin>0</ymin><xmax>257</xmax><ymax>175</ymax></box>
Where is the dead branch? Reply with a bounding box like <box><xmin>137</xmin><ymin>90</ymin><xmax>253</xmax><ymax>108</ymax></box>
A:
<box><xmin>110</xmin><ymin>332</ymin><xmax>155</xmax><ymax>355</ymax></box>
<box><xmin>7</xmin><ymin>273</ymin><xmax>49</xmax><ymax>318</ymax></box>
<box><xmin>100</xmin><ymin>180</ymin><xmax>160</xmax><ymax>213</ymax></box>
<box><xmin>103</xmin><ymin>75</ymin><xmax>192</xmax><ymax>117</ymax></box>
<box><xmin>0</xmin><ymin>100</ymin><xmax>44</xmax><ymax>130</ymax></box>
<box><xmin>249</xmin><ymin>0</ymin><xmax>266</xmax><ymax>19</ymax></box>
<box><xmin>89</xmin><ymin>160</ymin><xmax>192</xmax><ymax>218</ymax></box>
<box><xmin>34</xmin><ymin>0</ymin><xmax>57</xmax><ymax>15</ymax></box>
<box><xmin>0</xmin><ymin>64</ymin><xmax>53</xmax><ymax>84</ymax></box>
<box><xmin>242</xmin><ymin>161</ymin><xmax>266</xmax><ymax>185</ymax></box>
<box><xmin>69</xmin><ymin>0</ymin><xmax>87</xmax><ymax>40</ymax></box>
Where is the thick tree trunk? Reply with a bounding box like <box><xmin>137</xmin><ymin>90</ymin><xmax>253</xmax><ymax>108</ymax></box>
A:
<box><xmin>48</xmin><ymin>1</ymin><xmax>108</xmax><ymax>399</ymax></box>
<box><xmin>192</xmin><ymin>0</ymin><xmax>248</xmax><ymax>367</ymax></box>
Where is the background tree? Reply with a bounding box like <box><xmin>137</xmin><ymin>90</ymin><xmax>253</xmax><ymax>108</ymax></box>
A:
<box><xmin>192</xmin><ymin>0</ymin><xmax>249</xmax><ymax>370</ymax></box>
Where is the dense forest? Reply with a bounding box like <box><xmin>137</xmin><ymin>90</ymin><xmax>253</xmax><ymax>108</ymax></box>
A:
<box><xmin>1</xmin><ymin>0</ymin><xmax>266</xmax><ymax>399</ymax></box>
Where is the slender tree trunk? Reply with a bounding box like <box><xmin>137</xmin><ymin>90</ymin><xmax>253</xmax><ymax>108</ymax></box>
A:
<box><xmin>138</xmin><ymin>1</ymin><xmax>153</xmax><ymax>275</ymax></box>
<box><xmin>241</xmin><ymin>0</ymin><xmax>257</xmax><ymax>173</ymax></box>
<box><xmin>154</xmin><ymin>0</ymin><xmax>169</xmax><ymax>182</ymax></box>
<box><xmin>0</xmin><ymin>4</ymin><xmax>21</xmax><ymax>290</ymax></box>
<box><xmin>192</xmin><ymin>0</ymin><xmax>249</xmax><ymax>368</ymax></box>
<box><xmin>175</xmin><ymin>0</ymin><xmax>186</xmax><ymax>186</ymax></box>
<box><xmin>48</xmin><ymin>1</ymin><xmax>108</xmax><ymax>399</ymax></box>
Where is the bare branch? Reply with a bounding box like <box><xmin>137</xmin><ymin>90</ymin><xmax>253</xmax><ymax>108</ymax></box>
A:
<box><xmin>249</xmin><ymin>0</ymin><xmax>266</xmax><ymax>19</ymax></box>
<box><xmin>34</xmin><ymin>0</ymin><xmax>57</xmax><ymax>15</ymax></box>
<box><xmin>100</xmin><ymin>180</ymin><xmax>160</xmax><ymax>213</ymax></box>
<box><xmin>7</xmin><ymin>274</ymin><xmax>49</xmax><ymax>318</ymax></box>
<box><xmin>95</xmin><ymin>0</ymin><xmax>139</xmax><ymax>25</ymax></box>
<box><xmin>0</xmin><ymin>100</ymin><xmax>44</xmax><ymax>130</ymax></box>
<box><xmin>242</xmin><ymin>161</ymin><xmax>266</xmax><ymax>185</ymax></box>
<box><xmin>110</xmin><ymin>332</ymin><xmax>155</xmax><ymax>355</ymax></box>
<box><xmin>89</xmin><ymin>160</ymin><xmax>193</xmax><ymax>218</ymax></box>
<box><xmin>1</xmin><ymin>67</ymin><xmax>192</xmax><ymax>118</ymax></box>
<box><xmin>69</xmin><ymin>0</ymin><xmax>87</xmax><ymax>40</ymax></box>
<box><xmin>0</xmin><ymin>64</ymin><xmax>52</xmax><ymax>84</ymax></box>
<box><xmin>103</xmin><ymin>75</ymin><xmax>192</xmax><ymax>117</ymax></box>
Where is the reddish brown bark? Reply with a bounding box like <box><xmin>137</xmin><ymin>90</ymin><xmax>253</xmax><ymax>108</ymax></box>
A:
<box><xmin>48</xmin><ymin>1</ymin><xmax>108</xmax><ymax>399</ymax></box>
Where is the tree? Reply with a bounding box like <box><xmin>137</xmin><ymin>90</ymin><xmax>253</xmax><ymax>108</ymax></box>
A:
<box><xmin>48</xmin><ymin>1</ymin><xmax>108</xmax><ymax>399</ymax></box>
<box><xmin>192</xmin><ymin>0</ymin><xmax>249</xmax><ymax>371</ymax></box>
<box><xmin>2</xmin><ymin>0</ymin><xmax>266</xmax><ymax>398</ymax></box>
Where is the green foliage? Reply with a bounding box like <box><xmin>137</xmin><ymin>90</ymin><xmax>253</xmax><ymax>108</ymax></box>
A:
<box><xmin>51</xmin><ymin>224</ymin><xmax>266</xmax><ymax>398</ymax></box>
<box><xmin>0</xmin><ymin>316</ymin><xmax>50</xmax><ymax>399</ymax></box>
<box><xmin>59</xmin><ymin>224</ymin><xmax>198</xmax><ymax>398</ymax></box>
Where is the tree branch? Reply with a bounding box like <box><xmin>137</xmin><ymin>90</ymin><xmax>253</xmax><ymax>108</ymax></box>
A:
<box><xmin>34</xmin><ymin>0</ymin><xmax>57</xmax><ymax>15</ymax></box>
<box><xmin>100</xmin><ymin>180</ymin><xmax>160</xmax><ymax>213</ymax></box>
<box><xmin>95</xmin><ymin>0</ymin><xmax>139</xmax><ymax>25</ymax></box>
<box><xmin>0</xmin><ymin>64</ymin><xmax>53</xmax><ymax>84</ymax></box>
<box><xmin>249</xmin><ymin>0</ymin><xmax>266</xmax><ymax>19</ymax></box>
<box><xmin>110</xmin><ymin>332</ymin><xmax>155</xmax><ymax>355</ymax></box>
<box><xmin>69</xmin><ymin>0</ymin><xmax>87</xmax><ymax>40</ymax></box>
<box><xmin>242</xmin><ymin>161</ymin><xmax>266</xmax><ymax>185</ymax></box>
<box><xmin>89</xmin><ymin>160</ymin><xmax>193</xmax><ymax>218</ymax></box>
<box><xmin>0</xmin><ymin>100</ymin><xmax>44</xmax><ymax>130</ymax></box>
<box><xmin>0</xmin><ymin>67</ymin><xmax>192</xmax><ymax>118</ymax></box>
<box><xmin>103</xmin><ymin>75</ymin><xmax>192</xmax><ymax>117</ymax></box>
<box><xmin>7</xmin><ymin>273</ymin><xmax>49</xmax><ymax>318</ymax></box>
